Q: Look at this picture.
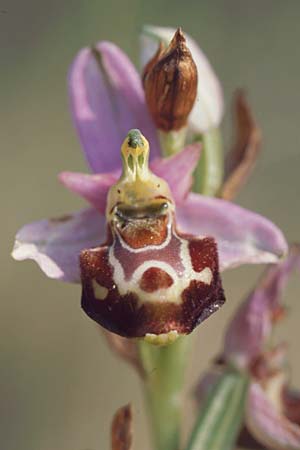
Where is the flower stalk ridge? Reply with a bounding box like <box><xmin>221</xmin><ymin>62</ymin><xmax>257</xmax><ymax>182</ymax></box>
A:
<box><xmin>81</xmin><ymin>129</ymin><xmax>225</xmax><ymax>339</ymax></box>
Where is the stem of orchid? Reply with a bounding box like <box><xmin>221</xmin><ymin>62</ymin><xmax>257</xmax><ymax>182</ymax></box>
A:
<box><xmin>185</xmin><ymin>370</ymin><xmax>249</xmax><ymax>450</ymax></box>
<box><xmin>139</xmin><ymin>336</ymin><xmax>191</xmax><ymax>450</ymax></box>
<box><xmin>193</xmin><ymin>127</ymin><xmax>224</xmax><ymax>196</ymax></box>
<box><xmin>158</xmin><ymin>128</ymin><xmax>188</xmax><ymax>157</ymax></box>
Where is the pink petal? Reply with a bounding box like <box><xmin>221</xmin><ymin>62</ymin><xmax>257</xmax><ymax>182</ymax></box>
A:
<box><xmin>223</xmin><ymin>245</ymin><xmax>300</xmax><ymax>368</ymax></box>
<box><xmin>176</xmin><ymin>193</ymin><xmax>288</xmax><ymax>271</ymax></box>
<box><xmin>69</xmin><ymin>41</ymin><xmax>160</xmax><ymax>173</ymax></box>
<box><xmin>141</xmin><ymin>26</ymin><xmax>224</xmax><ymax>132</ymax></box>
<box><xmin>12</xmin><ymin>208</ymin><xmax>106</xmax><ymax>283</ymax></box>
<box><xmin>59</xmin><ymin>171</ymin><xmax>119</xmax><ymax>213</ymax></box>
<box><xmin>150</xmin><ymin>143</ymin><xmax>201</xmax><ymax>204</ymax></box>
<box><xmin>59</xmin><ymin>145</ymin><xmax>201</xmax><ymax>210</ymax></box>
<box><xmin>246</xmin><ymin>383</ymin><xmax>300</xmax><ymax>450</ymax></box>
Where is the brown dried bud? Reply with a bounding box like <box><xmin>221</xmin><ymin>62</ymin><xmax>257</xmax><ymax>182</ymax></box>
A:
<box><xmin>142</xmin><ymin>41</ymin><xmax>165</xmax><ymax>85</ymax></box>
<box><xmin>143</xmin><ymin>28</ymin><xmax>198</xmax><ymax>131</ymax></box>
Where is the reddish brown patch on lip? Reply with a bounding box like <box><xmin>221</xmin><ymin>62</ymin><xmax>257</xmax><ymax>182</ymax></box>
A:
<box><xmin>116</xmin><ymin>215</ymin><xmax>168</xmax><ymax>249</ymax></box>
<box><xmin>189</xmin><ymin>237</ymin><xmax>219</xmax><ymax>273</ymax></box>
<box><xmin>139</xmin><ymin>267</ymin><xmax>173</xmax><ymax>293</ymax></box>
<box><xmin>80</xmin><ymin>232</ymin><xmax>225</xmax><ymax>338</ymax></box>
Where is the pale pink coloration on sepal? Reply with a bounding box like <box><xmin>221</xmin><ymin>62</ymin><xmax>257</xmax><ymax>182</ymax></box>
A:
<box><xmin>246</xmin><ymin>383</ymin><xmax>300</xmax><ymax>450</ymax></box>
<box><xmin>12</xmin><ymin>194</ymin><xmax>288</xmax><ymax>284</ymax></box>
<box><xmin>59</xmin><ymin>144</ymin><xmax>201</xmax><ymax>212</ymax></box>
<box><xmin>59</xmin><ymin>171</ymin><xmax>119</xmax><ymax>214</ymax></box>
<box><xmin>176</xmin><ymin>193</ymin><xmax>288</xmax><ymax>271</ymax></box>
<box><xmin>141</xmin><ymin>25</ymin><xmax>224</xmax><ymax>133</ymax></box>
<box><xmin>223</xmin><ymin>245</ymin><xmax>300</xmax><ymax>368</ymax></box>
<box><xmin>69</xmin><ymin>41</ymin><xmax>160</xmax><ymax>173</ymax></box>
<box><xmin>150</xmin><ymin>144</ymin><xmax>201</xmax><ymax>204</ymax></box>
<box><xmin>12</xmin><ymin>208</ymin><xmax>105</xmax><ymax>282</ymax></box>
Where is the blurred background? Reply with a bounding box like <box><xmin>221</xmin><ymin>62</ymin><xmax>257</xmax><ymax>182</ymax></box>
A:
<box><xmin>1</xmin><ymin>1</ymin><xmax>300</xmax><ymax>449</ymax></box>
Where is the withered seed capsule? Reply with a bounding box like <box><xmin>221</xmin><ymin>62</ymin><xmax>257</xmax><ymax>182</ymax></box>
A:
<box><xmin>143</xmin><ymin>28</ymin><xmax>198</xmax><ymax>132</ymax></box>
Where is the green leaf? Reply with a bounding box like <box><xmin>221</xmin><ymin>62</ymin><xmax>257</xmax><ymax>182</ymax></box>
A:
<box><xmin>185</xmin><ymin>370</ymin><xmax>249</xmax><ymax>450</ymax></box>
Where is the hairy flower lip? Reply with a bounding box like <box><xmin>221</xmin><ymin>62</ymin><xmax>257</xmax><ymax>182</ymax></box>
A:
<box><xmin>80</xmin><ymin>235</ymin><xmax>225</xmax><ymax>338</ymax></box>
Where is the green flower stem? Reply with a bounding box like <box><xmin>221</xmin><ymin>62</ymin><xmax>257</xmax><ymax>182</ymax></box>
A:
<box><xmin>158</xmin><ymin>128</ymin><xmax>188</xmax><ymax>157</ymax></box>
<box><xmin>185</xmin><ymin>370</ymin><xmax>249</xmax><ymax>450</ymax></box>
<box><xmin>139</xmin><ymin>336</ymin><xmax>191</xmax><ymax>450</ymax></box>
<box><xmin>193</xmin><ymin>127</ymin><xmax>224</xmax><ymax>195</ymax></box>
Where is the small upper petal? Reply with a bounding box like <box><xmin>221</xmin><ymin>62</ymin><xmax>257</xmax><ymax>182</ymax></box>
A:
<box><xmin>141</xmin><ymin>26</ymin><xmax>224</xmax><ymax>132</ymax></box>
<box><xmin>150</xmin><ymin>143</ymin><xmax>201</xmax><ymax>204</ymax></box>
<box><xmin>69</xmin><ymin>41</ymin><xmax>160</xmax><ymax>173</ymax></box>
<box><xmin>223</xmin><ymin>245</ymin><xmax>300</xmax><ymax>367</ymax></box>
<box><xmin>59</xmin><ymin>170</ymin><xmax>119</xmax><ymax>213</ymax></box>
<box><xmin>12</xmin><ymin>208</ymin><xmax>106</xmax><ymax>283</ymax></box>
<box><xmin>59</xmin><ymin>144</ymin><xmax>201</xmax><ymax>210</ymax></box>
<box><xmin>246</xmin><ymin>383</ymin><xmax>300</xmax><ymax>450</ymax></box>
<box><xmin>176</xmin><ymin>193</ymin><xmax>288</xmax><ymax>271</ymax></box>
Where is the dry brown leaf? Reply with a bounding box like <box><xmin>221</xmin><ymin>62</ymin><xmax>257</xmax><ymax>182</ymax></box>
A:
<box><xmin>111</xmin><ymin>404</ymin><xmax>133</xmax><ymax>450</ymax></box>
<box><xmin>221</xmin><ymin>90</ymin><xmax>261</xmax><ymax>201</ymax></box>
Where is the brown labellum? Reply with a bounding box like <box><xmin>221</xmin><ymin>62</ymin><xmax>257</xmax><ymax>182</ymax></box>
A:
<box><xmin>80</xmin><ymin>213</ymin><xmax>224</xmax><ymax>338</ymax></box>
<box><xmin>143</xmin><ymin>28</ymin><xmax>198</xmax><ymax>131</ymax></box>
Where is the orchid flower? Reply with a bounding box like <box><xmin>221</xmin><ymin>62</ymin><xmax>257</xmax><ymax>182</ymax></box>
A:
<box><xmin>196</xmin><ymin>245</ymin><xmax>300</xmax><ymax>450</ymax></box>
<box><xmin>12</xmin><ymin>30</ymin><xmax>287</xmax><ymax>340</ymax></box>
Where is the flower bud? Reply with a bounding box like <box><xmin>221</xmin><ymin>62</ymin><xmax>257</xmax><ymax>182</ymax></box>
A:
<box><xmin>143</xmin><ymin>28</ymin><xmax>198</xmax><ymax>132</ymax></box>
<box><xmin>141</xmin><ymin>26</ymin><xmax>224</xmax><ymax>133</ymax></box>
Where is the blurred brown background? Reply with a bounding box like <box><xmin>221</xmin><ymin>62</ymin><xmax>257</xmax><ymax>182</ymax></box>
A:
<box><xmin>1</xmin><ymin>1</ymin><xmax>300</xmax><ymax>449</ymax></box>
